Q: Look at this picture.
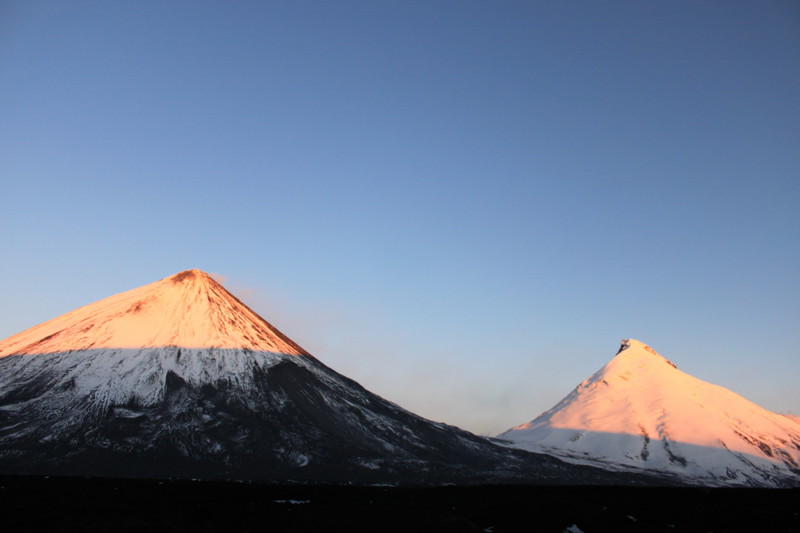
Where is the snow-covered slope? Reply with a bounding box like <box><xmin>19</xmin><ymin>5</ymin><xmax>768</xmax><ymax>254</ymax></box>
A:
<box><xmin>498</xmin><ymin>339</ymin><xmax>800</xmax><ymax>487</ymax></box>
<box><xmin>0</xmin><ymin>270</ymin><xmax>638</xmax><ymax>484</ymax></box>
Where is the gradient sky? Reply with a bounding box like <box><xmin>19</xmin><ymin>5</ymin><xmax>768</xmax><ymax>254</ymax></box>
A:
<box><xmin>2</xmin><ymin>1</ymin><xmax>798</xmax><ymax>435</ymax></box>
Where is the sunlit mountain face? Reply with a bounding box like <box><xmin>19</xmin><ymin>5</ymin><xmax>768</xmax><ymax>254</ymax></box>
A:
<box><xmin>0</xmin><ymin>269</ymin><xmax>308</xmax><ymax>356</ymax></box>
<box><xmin>498</xmin><ymin>339</ymin><xmax>800</xmax><ymax>487</ymax></box>
<box><xmin>0</xmin><ymin>270</ymin><xmax>648</xmax><ymax>485</ymax></box>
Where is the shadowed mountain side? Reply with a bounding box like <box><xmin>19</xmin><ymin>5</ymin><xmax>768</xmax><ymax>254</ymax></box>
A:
<box><xmin>496</xmin><ymin>427</ymin><xmax>800</xmax><ymax>488</ymax></box>
<box><xmin>0</xmin><ymin>348</ymin><xmax>664</xmax><ymax>485</ymax></box>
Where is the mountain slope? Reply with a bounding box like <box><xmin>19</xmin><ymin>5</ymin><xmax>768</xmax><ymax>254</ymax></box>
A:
<box><xmin>498</xmin><ymin>339</ymin><xmax>800</xmax><ymax>487</ymax></box>
<box><xmin>0</xmin><ymin>270</ymin><xmax>642</xmax><ymax>484</ymax></box>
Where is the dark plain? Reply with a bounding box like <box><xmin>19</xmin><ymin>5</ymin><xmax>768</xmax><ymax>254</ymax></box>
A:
<box><xmin>1</xmin><ymin>475</ymin><xmax>797</xmax><ymax>533</ymax></box>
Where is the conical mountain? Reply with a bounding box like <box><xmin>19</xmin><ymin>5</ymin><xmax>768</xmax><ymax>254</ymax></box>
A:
<box><xmin>0</xmin><ymin>270</ymin><xmax>312</xmax><ymax>413</ymax></box>
<box><xmin>498</xmin><ymin>339</ymin><xmax>800</xmax><ymax>487</ymax></box>
<box><xmin>0</xmin><ymin>270</ymin><xmax>639</xmax><ymax>484</ymax></box>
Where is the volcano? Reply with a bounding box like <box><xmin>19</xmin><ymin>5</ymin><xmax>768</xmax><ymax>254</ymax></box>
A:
<box><xmin>0</xmin><ymin>270</ymin><xmax>637</xmax><ymax>484</ymax></box>
<box><xmin>498</xmin><ymin>339</ymin><xmax>800</xmax><ymax>487</ymax></box>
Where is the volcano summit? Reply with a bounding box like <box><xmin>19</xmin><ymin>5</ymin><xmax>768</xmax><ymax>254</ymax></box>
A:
<box><xmin>0</xmin><ymin>270</ymin><xmax>630</xmax><ymax>484</ymax></box>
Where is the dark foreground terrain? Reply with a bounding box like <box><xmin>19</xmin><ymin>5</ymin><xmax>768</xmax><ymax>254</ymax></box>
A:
<box><xmin>1</xmin><ymin>475</ymin><xmax>797</xmax><ymax>532</ymax></box>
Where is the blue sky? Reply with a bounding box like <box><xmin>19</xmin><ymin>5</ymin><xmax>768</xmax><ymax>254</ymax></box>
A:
<box><xmin>2</xmin><ymin>1</ymin><xmax>798</xmax><ymax>434</ymax></box>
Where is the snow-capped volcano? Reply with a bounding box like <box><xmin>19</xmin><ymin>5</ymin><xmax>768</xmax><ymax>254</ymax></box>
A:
<box><xmin>498</xmin><ymin>339</ymin><xmax>800</xmax><ymax>487</ymax></box>
<box><xmin>0</xmin><ymin>270</ymin><xmax>637</xmax><ymax>484</ymax></box>
<box><xmin>0</xmin><ymin>270</ymin><xmax>310</xmax><ymax>411</ymax></box>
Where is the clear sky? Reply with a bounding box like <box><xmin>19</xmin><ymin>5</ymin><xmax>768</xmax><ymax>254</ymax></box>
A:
<box><xmin>2</xmin><ymin>1</ymin><xmax>798</xmax><ymax>435</ymax></box>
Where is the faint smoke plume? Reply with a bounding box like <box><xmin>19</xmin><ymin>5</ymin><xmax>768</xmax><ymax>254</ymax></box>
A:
<box><xmin>218</xmin><ymin>275</ymin><xmax>346</xmax><ymax>358</ymax></box>
<box><xmin>209</xmin><ymin>272</ymin><xmax>228</xmax><ymax>285</ymax></box>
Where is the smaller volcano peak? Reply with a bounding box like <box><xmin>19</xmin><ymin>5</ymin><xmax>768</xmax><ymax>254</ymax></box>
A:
<box><xmin>612</xmin><ymin>339</ymin><xmax>678</xmax><ymax>370</ymax></box>
<box><xmin>616</xmin><ymin>338</ymin><xmax>632</xmax><ymax>355</ymax></box>
<box><xmin>499</xmin><ymin>337</ymin><xmax>800</xmax><ymax>487</ymax></box>
<box><xmin>615</xmin><ymin>338</ymin><xmax>658</xmax><ymax>356</ymax></box>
